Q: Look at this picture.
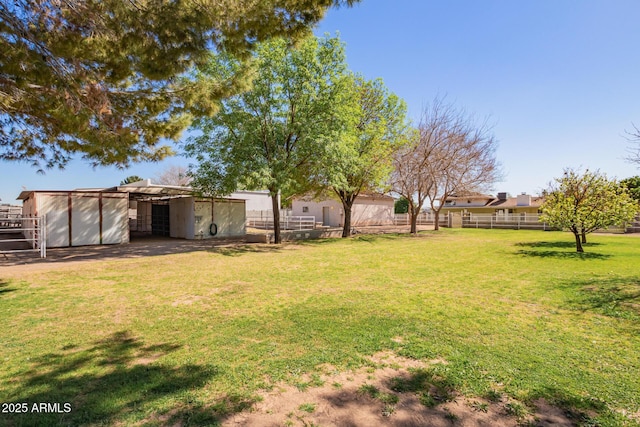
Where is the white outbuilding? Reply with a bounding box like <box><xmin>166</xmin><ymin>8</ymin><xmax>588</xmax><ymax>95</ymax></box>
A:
<box><xmin>18</xmin><ymin>190</ymin><xmax>130</xmax><ymax>247</ymax></box>
<box><xmin>17</xmin><ymin>180</ymin><xmax>246</xmax><ymax>248</ymax></box>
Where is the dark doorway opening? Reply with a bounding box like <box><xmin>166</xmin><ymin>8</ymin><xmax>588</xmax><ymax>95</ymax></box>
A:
<box><xmin>151</xmin><ymin>204</ymin><xmax>170</xmax><ymax>237</ymax></box>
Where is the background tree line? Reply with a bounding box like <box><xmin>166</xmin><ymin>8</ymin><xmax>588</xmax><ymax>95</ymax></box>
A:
<box><xmin>184</xmin><ymin>34</ymin><xmax>502</xmax><ymax>243</ymax></box>
<box><xmin>9</xmin><ymin>1</ymin><xmax>638</xmax><ymax>250</ymax></box>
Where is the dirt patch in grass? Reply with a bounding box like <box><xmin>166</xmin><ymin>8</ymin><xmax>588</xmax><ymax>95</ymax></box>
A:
<box><xmin>222</xmin><ymin>352</ymin><xmax>577</xmax><ymax>427</ymax></box>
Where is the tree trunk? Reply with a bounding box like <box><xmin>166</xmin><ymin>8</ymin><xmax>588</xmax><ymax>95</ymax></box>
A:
<box><xmin>433</xmin><ymin>209</ymin><xmax>440</xmax><ymax>231</ymax></box>
<box><xmin>581</xmin><ymin>229</ymin><xmax>587</xmax><ymax>244</ymax></box>
<box><xmin>410</xmin><ymin>209</ymin><xmax>418</xmax><ymax>234</ymax></box>
<box><xmin>271</xmin><ymin>192</ymin><xmax>281</xmax><ymax>244</ymax></box>
<box><xmin>341</xmin><ymin>200</ymin><xmax>353</xmax><ymax>238</ymax></box>
<box><xmin>573</xmin><ymin>231</ymin><xmax>584</xmax><ymax>252</ymax></box>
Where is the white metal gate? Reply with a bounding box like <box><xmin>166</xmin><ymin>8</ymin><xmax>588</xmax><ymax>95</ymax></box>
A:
<box><xmin>0</xmin><ymin>215</ymin><xmax>46</xmax><ymax>258</ymax></box>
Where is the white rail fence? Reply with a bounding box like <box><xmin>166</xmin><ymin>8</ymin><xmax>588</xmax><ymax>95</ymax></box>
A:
<box><xmin>0</xmin><ymin>215</ymin><xmax>47</xmax><ymax>258</ymax></box>
<box><xmin>462</xmin><ymin>213</ymin><xmax>553</xmax><ymax>230</ymax></box>
<box><xmin>247</xmin><ymin>215</ymin><xmax>316</xmax><ymax>231</ymax></box>
<box><xmin>393</xmin><ymin>212</ymin><xmax>448</xmax><ymax>226</ymax></box>
<box><xmin>460</xmin><ymin>213</ymin><xmax>639</xmax><ymax>233</ymax></box>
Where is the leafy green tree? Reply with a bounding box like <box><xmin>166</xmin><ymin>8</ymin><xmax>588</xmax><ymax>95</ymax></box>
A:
<box><xmin>0</xmin><ymin>0</ymin><xmax>357</xmax><ymax>169</ymax></box>
<box><xmin>540</xmin><ymin>169</ymin><xmax>637</xmax><ymax>252</ymax></box>
<box><xmin>394</xmin><ymin>197</ymin><xmax>410</xmax><ymax>214</ymax></box>
<box><xmin>322</xmin><ymin>75</ymin><xmax>409</xmax><ymax>237</ymax></box>
<box><xmin>120</xmin><ymin>176</ymin><xmax>144</xmax><ymax>185</ymax></box>
<box><xmin>621</xmin><ymin>176</ymin><xmax>640</xmax><ymax>203</ymax></box>
<box><xmin>185</xmin><ymin>35</ymin><xmax>352</xmax><ymax>243</ymax></box>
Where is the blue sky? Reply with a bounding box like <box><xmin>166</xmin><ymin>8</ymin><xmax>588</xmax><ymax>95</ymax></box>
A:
<box><xmin>1</xmin><ymin>0</ymin><xmax>639</xmax><ymax>203</ymax></box>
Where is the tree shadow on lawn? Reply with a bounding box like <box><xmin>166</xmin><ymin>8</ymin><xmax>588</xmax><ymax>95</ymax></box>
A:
<box><xmin>0</xmin><ymin>236</ymin><xmax>272</xmax><ymax>267</ymax></box>
<box><xmin>207</xmin><ymin>244</ymin><xmax>282</xmax><ymax>257</ymax></box>
<box><xmin>3</xmin><ymin>331</ymin><xmax>254</xmax><ymax>426</ymax></box>
<box><xmin>0</xmin><ymin>279</ymin><xmax>16</xmax><ymax>297</ymax></box>
<box><xmin>515</xmin><ymin>241</ymin><xmax>603</xmax><ymax>249</ymax></box>
<box><xmin>379</xmin><ymin>368</ymin><xmax>605</xmax><ymax>426</ymax></box>
<box><xmin>515</xmin><ymin>250</ymin><xmax>610</xmax><ymax>260</ymax></box>
<box><xmin>228</xmin><ymin>360</ymin><xmax>606</xmax><ymax>426</ymax></box>
<box><xmin>560</xmin><ymin>276</ymin><xmax>640</xmax><ymax>321</ymax></box>
<box><xmin>300</xmin><ymin>233</ymin><xmax>408</xmax><ymax>247</ymax></box>
<box><xmin>514</xmin><ymin>241</ymin><xmax>610</xmax><ymax>260</ymax></box>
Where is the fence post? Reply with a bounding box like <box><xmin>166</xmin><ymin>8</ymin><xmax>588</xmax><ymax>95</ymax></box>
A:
<box><xmin>41</xmin><ymin>216</ymin><xmax>46</xmax><ymax>258</ymax></box>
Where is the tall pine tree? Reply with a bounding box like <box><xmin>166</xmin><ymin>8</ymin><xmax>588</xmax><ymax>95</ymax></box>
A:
<box><xmin>0</xmin><ymin>1</ymin><xmax>358</xmax><ymax>169</ymax></box>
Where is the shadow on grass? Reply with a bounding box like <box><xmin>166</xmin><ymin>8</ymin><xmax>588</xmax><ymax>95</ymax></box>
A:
<box><xmin>260</xmin><ymin>364</ymin><xmax>604</xmax><ymax>426</ymax></box>
<box><xmin>351</xmin><ymin>234</ymin><xmax>396</xmax><ymax>243</ymax></box>
<box><xmin>381</xmin><ymin>367</ymin><xmax>605</xmax><ymax>426</ymax></box>
<box><xmin>515</xmin><ymin>241</ymin><xmax>603</xmax><ymax>249</ymax></box>
<box><xmin>515</xmin><ymin>249</ymin><xmax>611</xmax><ymax>260</ymax></box>
<box><xmin>310</xmin><ymin>233</ymin><xmax>407</xmax><ymax>245</ymax></box>
<box><xmin>208</xmin><ymin>244</ymin><xmax>282</xmax><ymax>257</ymax></box>
<box><xmin>514</xmin><ymin>241</ymin><xmax>610</xmax><ymax>260</ymax></box>
<box><xmin>562</xmin><ymin>276</ymin><xmax>640</xmax><ymax>320</ymax></box>
<box><xmin>0</xmin><ymin>279</ymin><xmax>16</xmax><ymax>297</ymax></box>
<box><xmin>0</xmin><ymin>235</ymin><xmax>256</xmax><ymax>267</ymax></box>
<box><xmin>3</xmin><ymin>331</ymin><xmax>255</xmax><ymax>426</ymax></box>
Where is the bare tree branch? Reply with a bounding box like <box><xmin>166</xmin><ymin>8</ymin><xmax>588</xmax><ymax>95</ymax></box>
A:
<box><xmin>154</xmin><ymin>165</ymin><xmax>192</xmax><ymax>186</ymax></box>
<box><xmin>624</xmin><ymin>123</ymin><xmax>640</xmax><ymax>166</ymax></box>
<box><xmin>391</xmin><ymin>97</ymin><xmax>501</xmax><ymax>232</ymax></box>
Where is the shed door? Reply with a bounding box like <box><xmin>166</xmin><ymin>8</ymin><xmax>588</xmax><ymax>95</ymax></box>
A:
<box><xmin>71</xmin><ymin>195</ymin><xmax>100</xmax><ymax>246</ymax></box>
<box><xmin>322</xmin><ymin>207</ymin><xmax>330</xmax><ymax>226</ymax></box>
<box><xmin>42</xmin><ymin>194</ymin><xmax>70</xmax><ymax>247</ymax></box>
<box><xmin>151</xmin><ymin>204</ymin><xmax>170</xmax><ymax>236</ymax></box>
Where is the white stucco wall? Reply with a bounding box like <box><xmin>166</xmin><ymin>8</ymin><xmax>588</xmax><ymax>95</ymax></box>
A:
<box><xmin>170</xmin><ymin>197</ymin><xmax>195</xmax><ymax>239</ymax></box>
<box><xmin>291</xmin><ymin>199</ymin><xmax>342</xmax><ymax>227</ymax></box>
<box><xmin>230</xmin><ymin>190</ymin><xmax>275</xmax><ymax>215</ymax></box>
<box><xmin>292</xmin><ymin>196</ymin><xmax>394</xmax><ymax>227</ymax></box>
<box><xmin>213</xmin><ymin>199</ymin><xmax>246</xmax><ymax>238</ymax></box>
<box><xmin>194</xmin><ymin>198</ymin><xmax>245</xmax><ymax>239</ymax></box>
<box><xmin>352</xmin><ymin>197</ymin><xmax>394</xmax><ymax>226</ymax></box>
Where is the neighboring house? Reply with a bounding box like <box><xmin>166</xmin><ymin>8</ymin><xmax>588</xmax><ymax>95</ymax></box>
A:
<box><xmin>17</xmin><ymin>179</ymin><xmax>246</xmax><ymax>248</ymax></box>
<box><xmin>291</xmin><ymin>194</ymin><xmax>395</xmax><ymax>227</ymax></box>
<box><xmin>441</xmin><ymin>192</ymin><xmax>544</xmax><ymax>216</ymax></box>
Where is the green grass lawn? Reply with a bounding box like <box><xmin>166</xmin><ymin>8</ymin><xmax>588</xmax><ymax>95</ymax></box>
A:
<box><xmin>1</xmin><ymin>229</ymin><xmax>639</xmax><ymax>426</ymax></box>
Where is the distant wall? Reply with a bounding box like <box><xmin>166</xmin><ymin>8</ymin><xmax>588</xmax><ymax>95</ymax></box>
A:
<box><xmin>352</xmin><ymin>198</ymin><xmax>394</xmax><ymax>226</ymax></box>
<box><xmin>292</xmin><ymin>196</ymin><xmax>394</xmax><ymax>227</ymax></box>
<box><xmin>231</xmin><ymin>190</ymin><xmax>275</xmax><ymax>214</ymax></box>
<box><xmin>291</xmin><ymin>199</ymin><xmax>342</xmax><ymax>227</ymax></box>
